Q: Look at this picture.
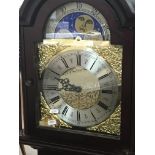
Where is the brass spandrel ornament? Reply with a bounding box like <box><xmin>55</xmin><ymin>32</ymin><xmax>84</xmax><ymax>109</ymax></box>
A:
<box><xmin>94</xmin><ymin>45</ymin><xmax>122</xmax><ymax>82</ymax></box>
<box><xmin>38</xmin><ymin>39</ymin><xmax>122</xmax><ymax>135</ymax></box>
<box><xmin>38</xmin><ymin>42</ymin><xmax>70</xmax><ymax>75</ymax></box>
<box><xmin>40</xmin><ymin>93</ymin><xmax>72</xmax><ymax>128</ymax></box>
<box><xmin>88</xmin><ymin>105</ymin><xmax>121</xmax><ymax>135</ymax></box>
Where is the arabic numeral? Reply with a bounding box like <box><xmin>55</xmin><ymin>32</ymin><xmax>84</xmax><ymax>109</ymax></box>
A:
<box><xmin>92</xmin><ymin>8</ymin><xmax>100</xmax><ymax>17</ymax></box>
<box><xmin>77</xmin><ymin>2</ymin><xmax>82</xmax><ymax>10</ymax></box>
<box><xmin>103</xmin><ymin>24</ymin><xmax>109</xmax><ymax>29</ymax></box>
<box><xmin>61</xmin><ymin>6</ymin><xmax>66</xmax><ymax>15</ymax></box>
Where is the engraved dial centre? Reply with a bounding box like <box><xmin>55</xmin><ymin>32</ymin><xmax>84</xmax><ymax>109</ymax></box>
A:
<box><xmin>59</xmin><ymin>66</ymin><xmax>100</xmax><ymax>109</ymax></box>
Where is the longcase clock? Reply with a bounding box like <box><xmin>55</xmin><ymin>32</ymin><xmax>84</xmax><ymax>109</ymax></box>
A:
<box><xmin>19</xmin><ymin>0</ymin><xmax>135</xmax><ymax>154</ymax></box>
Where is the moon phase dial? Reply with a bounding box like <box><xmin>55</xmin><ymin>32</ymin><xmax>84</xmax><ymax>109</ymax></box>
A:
<box><xmin>42</xmin><ymin>48</ymin><xmax>119</xmax><ymax>127</ymax></box>
<box><xmin>45</xmin><ymin>2</ymin><xmax>110</xmax><ymax>40</ymax></box>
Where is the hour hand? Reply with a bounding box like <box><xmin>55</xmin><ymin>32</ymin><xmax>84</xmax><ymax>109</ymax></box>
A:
<box><xmin>55</xmin><ymin>77</ymin><xmax>82</xmax><ymax>92</ymax></box>
<box><xmin>72</xmin><ymin>85</ymin><xmax>82</xmax><ymax>92</ymax></box>
<box><xmin>64</xmin><ymin>84</ymin><xmax>82</xmax><ymax>92</ymax></box>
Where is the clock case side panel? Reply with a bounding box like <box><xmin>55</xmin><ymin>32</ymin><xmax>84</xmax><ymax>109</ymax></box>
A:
<box><xmin>19</xmin><ymin>0</ymin><xmax>135</xmax><ymax>154</ymax></box>
<box><xmin>106</xmin><ymin>0</ymin><xmax>134</xmax><ymax>28</ymax></box>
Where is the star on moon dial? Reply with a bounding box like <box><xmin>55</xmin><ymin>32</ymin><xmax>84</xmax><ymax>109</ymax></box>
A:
<box><xmin>42</xmin><ymin>48</ymin><xmax>119</xmax><ymax>127</ymax></box>
<box><xmin>45</xmin><ymin>2</ymin><xmax>110</xmax><ymax>40</ymax></box>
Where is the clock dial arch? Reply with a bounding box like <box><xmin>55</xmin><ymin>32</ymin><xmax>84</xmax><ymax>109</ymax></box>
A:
<box><xmin>45</xmin><ymin>2</ymin><xmax>110</xmax><ymax>40</ymax></box>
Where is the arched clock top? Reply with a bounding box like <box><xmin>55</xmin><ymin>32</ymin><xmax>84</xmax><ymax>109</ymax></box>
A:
<box><xmin>20</xmin><ymin>0</ymin><xmax>134</xmax><ymax>27</ymax></box>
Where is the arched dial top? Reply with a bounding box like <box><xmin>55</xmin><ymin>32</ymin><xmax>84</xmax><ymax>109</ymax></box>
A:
<box><xmin>45</xmin><ymin>2</ymin><xmax>110</xmax><ymax>40</ymax></box>
<box><xmin>42</xmin><ymin>47</ymin><xmax>119</xmax><ymax>127</ymax></box>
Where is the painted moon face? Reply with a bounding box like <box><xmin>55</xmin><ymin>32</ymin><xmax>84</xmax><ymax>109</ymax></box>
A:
<box><xmin>75</xmin><ymin>15</ymin><xmax>94</xmax><ymax>33</ymax></box>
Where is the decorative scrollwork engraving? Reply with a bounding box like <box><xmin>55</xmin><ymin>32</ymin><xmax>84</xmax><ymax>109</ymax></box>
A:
<box><xmin>93</xmin><ymin>45</ymin><xmax>122</xmax><ymax>82</ymax></box>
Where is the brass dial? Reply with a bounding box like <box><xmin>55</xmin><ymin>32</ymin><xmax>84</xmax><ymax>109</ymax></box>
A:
<box><xmin>42</xmin><ymin>47</ymin><xmax>119</xmax><ymax>127</ymax></box>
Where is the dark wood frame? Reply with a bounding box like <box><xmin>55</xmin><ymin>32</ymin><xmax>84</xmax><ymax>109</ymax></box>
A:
<box><xmin>19</xmin><ymin>0</ymin><xmax>135</xmax><ymax>154</ymax></box>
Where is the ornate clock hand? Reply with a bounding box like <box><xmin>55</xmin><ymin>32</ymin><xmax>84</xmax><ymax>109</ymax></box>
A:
<box><xmin>64</xmin><ymin>83</ymin><xmax>82</xmax><ymax>92</ymax></box>
<box><xmin>55</xmin><ymin>77</ymin><xmax>69</xmax><ymax>84</ymax></box>
<box><xmin>74</xmin><ymin>86</ymin><xmax>82</xmax><ymax>92</ymax></box>
<box><xmin>55</xmin><ymin>77</ymin><xmax>82</xmax><ymax>92</ymax></box>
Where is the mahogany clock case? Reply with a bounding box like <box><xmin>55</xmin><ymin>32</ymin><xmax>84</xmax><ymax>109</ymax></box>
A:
<box><xmin>19</xmin><ymin>0</ymin><xmax>134</xmax><ymax>154</ymax></box>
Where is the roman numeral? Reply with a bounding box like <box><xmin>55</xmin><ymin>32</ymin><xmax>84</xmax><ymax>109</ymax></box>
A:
<box><xmin>77</xmin><ymin>54</ymin><xmax>81</xmax><ymax>66</ymax></box>
<box><xmin>102</xmin><ymin>90</ymin><xmax>113</xmax><ymax>94</ymax></box>
<box><xmin>77</xmin><ymin>111</ymin><xmax>80</xmax><ymax>121</ymax></box>
<box><xmin>61</xmin><ymin>57</ymin><xmax>69</xmax><ymax>68</ymax></box>
<box><xmin>98</xmin><ymin>101</ymin><xmax>108</xmax><ymax>110</ymax></box>
<box><xmin>50</xmin><ymin>96</ymin><xmax>60</xmax><ymax>103</ymax></box>
<box><xmin>43</xmin><ymin>85</ymin><xmax>58</xmax><ymax>90</ymax></box>
<box><xmin>90</xmin><ymin>59</ymin><xmax>97</xmax><ymax>70</ymax></box>
<box><xmin>77</xmin><ymin>2</ymin><xmax>82</xmax><ymax>10</ymax></box>
<box><xmin>62</xmin><ymin>106</ymin><xmax>69</xmax><ymax>116</ymax></box>
<box><xmin>98</xmin><ymin>72</ymin><xmax>111</xmax><ymax>80</ymax></box>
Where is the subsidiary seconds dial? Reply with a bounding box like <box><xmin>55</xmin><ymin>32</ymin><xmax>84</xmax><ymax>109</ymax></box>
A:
<box><xmin>42</xmin><ymin>48</ymin><xmax>119</xmax><ymax>127</ymax></box>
